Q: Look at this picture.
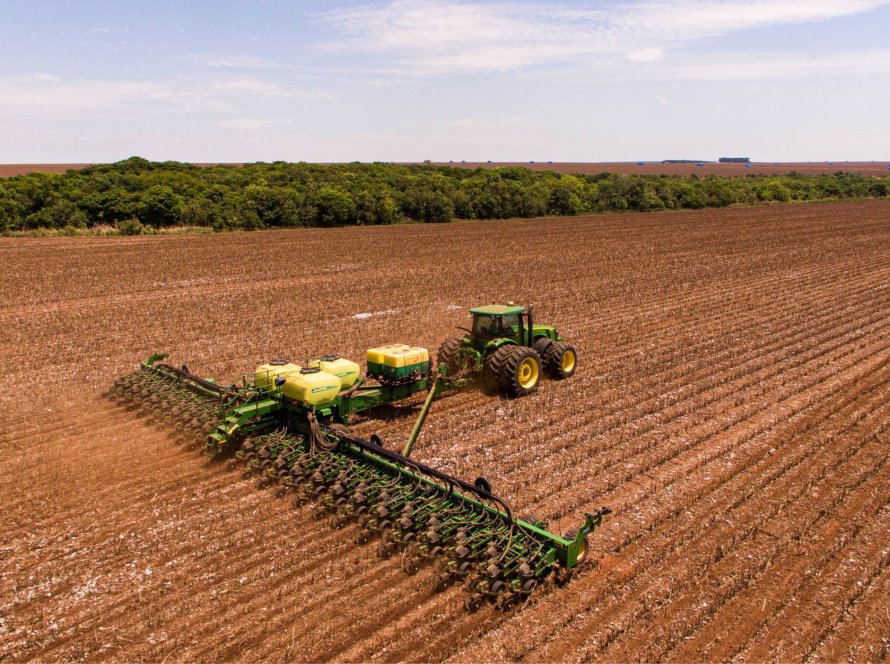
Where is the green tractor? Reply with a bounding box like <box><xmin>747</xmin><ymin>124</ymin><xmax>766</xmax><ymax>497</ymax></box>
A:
<box><xmin>438</xmin><ymin>303</ymin><xmax>577</xmax><ymax>397</ymax></box>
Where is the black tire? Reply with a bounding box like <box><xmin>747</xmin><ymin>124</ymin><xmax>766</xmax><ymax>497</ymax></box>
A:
<box><xmin>544</xmin><ymin>342</ymin><xmax>577</xmax><ymax>379</ymax></box>
<box><xmin>533</xmin><ymin>337</ymin><xmax>554</xmax><ymax>359</ymax></box>
<box><xmin>483</xmin><ymin>344</ymin><xmax>514</xmax><ymax>388</ymax></box>
<box><xmin>437</xmin><ymin>337</ymin><xmax>466</xmax><ymax>375</ymax></box>
<box><xmin>496</xmin><ymin>591</ymin><xmax>518</xmax><ymax>611</ymax></box>
<box><xmin>431</xmin><ymin>573</ymin><xmax>450</xmax><ymax>593</ymax></box>
<box><xmin>465</xmin><ymin>593</ymin><xmax>484</xmax><ymax>612</ymax></box>
<box><xmin>495</xmin><ymin>346</ymin><xmax>542</xmax><ymax>398</ymax></box>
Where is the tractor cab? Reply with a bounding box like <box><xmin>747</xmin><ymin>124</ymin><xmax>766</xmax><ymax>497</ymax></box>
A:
<box><xmin>469</xmin><ymin>304</ymin><xmax>525</xmax><ymax>342</ymax></box>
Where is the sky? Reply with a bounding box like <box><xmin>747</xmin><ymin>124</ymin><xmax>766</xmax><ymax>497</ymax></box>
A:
<box><xmin>1</xmin><ymin>0</ymin><xmax>889</xmax><ymax>163</ymax></box>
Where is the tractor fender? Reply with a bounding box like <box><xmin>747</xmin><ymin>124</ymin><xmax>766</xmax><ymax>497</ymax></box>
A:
<box><xmin>531</xmin><ymin>325</ymin><xmax>561</xmax><ymax>342</ymax></box>
<box><xmin>484</xmin><ymin>338</ymin><xmax>518</xmax><ymax>355</ymax></box>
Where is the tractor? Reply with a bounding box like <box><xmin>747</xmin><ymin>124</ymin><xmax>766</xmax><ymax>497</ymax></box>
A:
<box><xmin>438</xmin><ymin>303</ymin><xmax>577</xmax><ymax>397</ymax></box>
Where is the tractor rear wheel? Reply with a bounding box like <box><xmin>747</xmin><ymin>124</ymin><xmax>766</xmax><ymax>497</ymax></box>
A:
<box><xmin>544</xmin><ymin>342</ymin><xmax>577</xmax><ymax>379</ymax></box>
<box><xmin>437</xmin><ymin>337</ymin><xmax>466</xmax><ymax>375</ymax></box>
<box><xmin>490</xmin><ymin>345</ymin><xmax>542</xmax><ymax>397</ymax></box>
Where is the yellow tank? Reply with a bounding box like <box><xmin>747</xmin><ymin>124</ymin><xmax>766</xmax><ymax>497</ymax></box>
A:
<box><xmin>366</xmin><ymin>344</ymin><xmax>431</xmax><ymax>380</ymax></box>
<box><xmin>316</xmin><ymin>356</ymin><xmax>360</xmax><ymax>389</ymax></box>
<box><xmin>366</xmin><ymin>343</ymin><xmax>411</xmax><ymax>366</ymax></box>
<box><xmin>282</xmin><ymin>368</ymin><xmax>342</xmax><ymax>406</ymax></box>
<box><xmin>391</xmin><ymin>346</ymin><xmax>430</xmax><ymax>367</ymax></box>
<box><xmin>254</xmin><ymin>361</ymin><xmax>301</xmax><ymax>390</ymax></box>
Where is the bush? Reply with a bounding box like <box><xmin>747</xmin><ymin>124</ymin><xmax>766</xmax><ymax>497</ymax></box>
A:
<box><xmin>118</xmin><ymin>218</ymin><xmax>145</xmax><ymax>235</ymax></box>
<box><xmin>547</xmin><ymin>177</ymin><xmax>585</xmax><ymax>215</ymax></box>
<box><xmin>139</xmin><ymin>185</ymin><xmax>184</xmax><ymax>227</ymax></box>
<box><xmin>315</xmin><ymin>187</ymin><xmax>356</xmax><ymax>226</ymax></box>
<box><xmin>22</xmin><ymin>199</ymin><xmax>88</xmax><ymax>229</ymax></box>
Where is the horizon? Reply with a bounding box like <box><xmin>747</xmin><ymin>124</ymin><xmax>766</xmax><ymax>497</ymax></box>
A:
<box><xmin>2</xmin><ymin>0</ymin><xmax>890</xmax><ymax>163</ymax></box>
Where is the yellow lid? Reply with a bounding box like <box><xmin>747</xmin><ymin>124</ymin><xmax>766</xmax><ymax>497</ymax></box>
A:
<box><xmin>254</xmin><ymin>362</ymin><xmax>301</xmax><ymax>390</ymax></box>
<box><xmin>366</xmin><ymin>343</ymin><xmax>411</xmax><ymax>366</ymax></box>
<box><xmin>366</xmin><ymin>345</ymin><xmax>430</xmax><ymax>368</ymax></box>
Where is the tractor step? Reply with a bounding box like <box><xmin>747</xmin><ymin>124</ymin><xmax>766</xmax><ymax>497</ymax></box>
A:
<box><xmin>234</xmin><ymin>399</ymin><xmax>280</xmax><ymax>417</ymax></box>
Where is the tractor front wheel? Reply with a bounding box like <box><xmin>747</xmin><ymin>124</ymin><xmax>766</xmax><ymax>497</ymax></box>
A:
<box><xmin>545</xmin><ymin>342</ymin><xmax>577</xmax><ymax>379</ymax></box>
<box><xmin>487</xmin><ymin>345</ymin><xmax>542</xmax><ymax>397</ymax></box>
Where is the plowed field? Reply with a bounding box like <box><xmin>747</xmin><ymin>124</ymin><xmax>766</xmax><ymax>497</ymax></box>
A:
<box><xmin>2</xmin><ymin>200</ymin><xmax>889</xmax><ymax>662</ymax></box>
<box><xmin>435</xmin><ymin>161</ymin><xmax>890</xmax><ymax>177</ymax></box>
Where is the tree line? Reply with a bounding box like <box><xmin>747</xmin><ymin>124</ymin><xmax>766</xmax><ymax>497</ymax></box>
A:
<box><xmin>1</xmin><ymin>157</ymin><xmax>888</xmax><ymax>234</ymax></box>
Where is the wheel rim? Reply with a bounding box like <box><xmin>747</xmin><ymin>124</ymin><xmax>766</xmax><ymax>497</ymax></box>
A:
<box><xmin>517</xmin><ymin>357</ymin><xmax>539</xmax><ymax>389</ymax></box>
<box><xmin>576</xmin><ymin>537</ymin><xmax>588</xmax><ymax>564</ymax></box>
<box><xmin>561</xmin><ymin>349</ymin><xmax>576</xmax><ymax>373</ymax></box>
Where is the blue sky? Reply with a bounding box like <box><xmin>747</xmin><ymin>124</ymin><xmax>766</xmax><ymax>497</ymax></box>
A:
<box><xmin>1</xmin><ymin>0</ymin><xmax>889</xmax><ymax>163</ymax></box>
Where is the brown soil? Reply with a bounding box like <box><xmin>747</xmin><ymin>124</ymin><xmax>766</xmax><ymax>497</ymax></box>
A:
<box><xmin>2</xmin><ymin>161</ymin><xmax>889</xmax><ymax>178</ymax></box>
<box><xmin>1</xmin><ymin>200</ymin><xmax>889</xmax><ymax>662</ymax></box>
<box><xmin>0</xmin><ymin>164</ymin><xmax>95</xmax><ymax>177</ymax></box>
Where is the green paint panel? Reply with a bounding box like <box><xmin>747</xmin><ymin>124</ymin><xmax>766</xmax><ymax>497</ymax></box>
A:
<box><xmin>469</xmin><ymin>304</ymin><xmax>525</xmax><ymax>316</ymax></box>
<box><xmin>366</xmin><ymin>359</ymin><xmax>430</xmax><ymax>380</ymax></box>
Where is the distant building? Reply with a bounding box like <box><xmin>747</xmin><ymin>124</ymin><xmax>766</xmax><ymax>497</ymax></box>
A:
<box><xmin>719</xmin><ymin>157</ymin><xmax>751</xmax><ymax>163</ymax></box>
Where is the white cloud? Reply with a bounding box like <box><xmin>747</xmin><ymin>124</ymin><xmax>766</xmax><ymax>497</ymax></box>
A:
<box><xmin>0</xmin><ymin>74</ymin><xmax>207</xmax><ymax>111</ymax></box>
<box><xmin>665</xmin><ymin>48</ymin><xmax>890</xmax><ymax>80</ymax></box>
<box><xmin>30</xmin><ymin>72</ymin><xmax>62</xmax><ymax>82</ymax></box>
<box><xmin>628</xmin><ymin>48</ymin><xmax>664</xmax><ymax>63</ymax></box>
<box><xmin>0</xmin><ymin>73</ymin><xmax>326</xmax><ymax>114</ymax></box>
<box><xmin>217</xmin><ymin>117</ymin><xmax>288</xmax><ymax>131</ymax></box>
<box><xmin>630</xmin><ymin>0</ymin><xmax>889</xmax><ymax>38</ymax></box>
<box><xmin>209</xmin><ymin>79</ymin><xmax>324</xmax><ymax>97</ymax></box>
<box><xmin>182</xmin><ymin>54</ymin><xmax>287</xmax><ymax>69</ymax></box>
<box><xmin>322</xmin><ymin>0</ymin><xmax>890</xmax><ymax>75</ymax></box>
<box><xmin>443</xmin><ymin>114</ymin><xmax>532</xmax><ymax>129</ymax></box>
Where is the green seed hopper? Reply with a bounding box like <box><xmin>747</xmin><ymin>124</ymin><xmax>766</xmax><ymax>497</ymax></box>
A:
<box><xmin>108</xmin><ymin>320</ymin><xmax>609</xmax><ymax>611</ymax></box>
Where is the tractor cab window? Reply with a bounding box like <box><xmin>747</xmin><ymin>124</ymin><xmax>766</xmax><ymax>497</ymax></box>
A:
<box><xmin>473</xmin><ymin>314</ymin><xmax>502</xmax><ymax>338</ymax></box>
<box><xmin>502</xmin><ymin>314</ymin><xmax>519</xmax><ymax>337</ymax></box>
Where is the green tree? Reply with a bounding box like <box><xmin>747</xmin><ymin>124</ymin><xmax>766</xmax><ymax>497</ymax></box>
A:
<box><xmin>758</xmin><ymin>179</ymin><xmax>792</xmax><ymax>203</ymax></box>
<box><xmin>2</xmin><ymin>157</ymin><xmax>886</xmax><ymax>233</ymax></box>
<box><xmin>869</xmin><ymin>180</ymin><xmax>889</xmax><ymax>197</ymax></box>
<box><xmin>547</xmin><ymin>177</ymin><xmax>584</xmax><ymax>215</ymax></box>
<box><xmin>315</xmin><ymin>187</ymin><xmax>356</xmax><ymax>226</ymax></box>
<box><xmin>139</xmin><ymin>185</ymin><xmax>184</xmax><ymax>227</ymax></box>
<box><xmin>673</xmin><ymin>181</ymin><xmax>708</xmax><ymax>209</ymax></box>
<box><xmin>23</xmin><ymin>199</ymin><xmax>88</xmax><ymax>229</ymax></box>
<box><xmin>401</xmin><ymin>186</ymin><xmax>454</xmax><ymax>222</ymax></box>
<box><xmin>0</xmin><ymin>194</ymin><xmax>16</xmax><ymax>232</ymax></box>
<box><xmin>243</xmin><ymin>180</ymin><xmax>283</xmax><ymax>226</ymax></box>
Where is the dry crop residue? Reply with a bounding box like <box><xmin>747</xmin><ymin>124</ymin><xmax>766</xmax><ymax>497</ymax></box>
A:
<box><xmin>1</xmin><ymin>200</ymin><xmax>889</xmax><ymax>662</ymax></box>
